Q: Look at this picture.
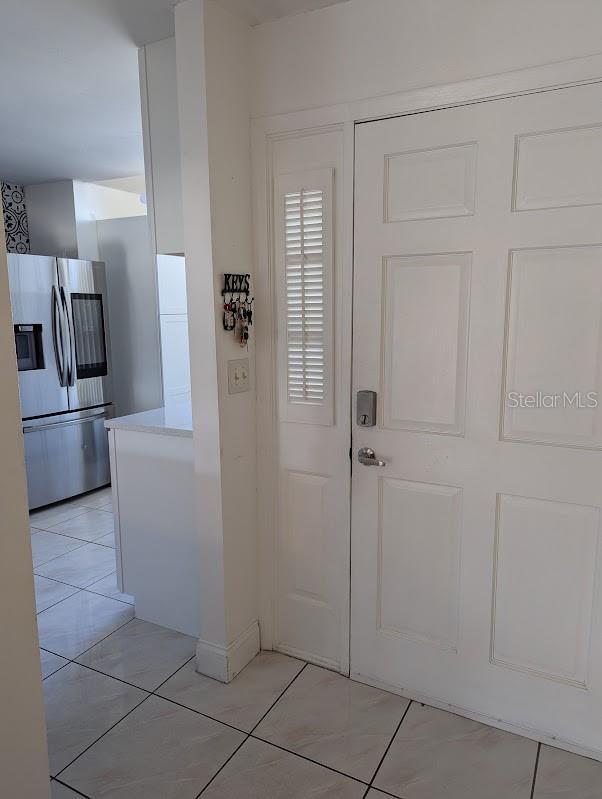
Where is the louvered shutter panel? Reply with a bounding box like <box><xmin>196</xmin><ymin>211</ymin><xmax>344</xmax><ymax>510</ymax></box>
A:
<box><xmin>276</xmin><ymin>169</ymin><xmax>334</xmax><ymax>425</ymax></box>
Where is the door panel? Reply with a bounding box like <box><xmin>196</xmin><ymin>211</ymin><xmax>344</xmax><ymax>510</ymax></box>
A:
<box><xmin>7</xmin><ymin>254</ymin><xmax>69</xmax><ymax>418</ymax></box>
<box><xmin>378</xmin><ymin>477</ymin><xmax>462</xmax><ymax>652</ymax></box>
<box><xmin>382</xmin><ymin>253</ymin><xmax>471</xmax><ymax>434</ymax></box>
<box><xmin>352</xmin><ymin>82</ymin><xmax>602</xmax><ymax>755</ymax></box>
<box><xmin>502</xmin><ymin>245</ymin><xmax>602</xmax><ymax>447</ymax></box>
<box><xmin>513</xmin><ymin>123</ymin><xmax>602</xmax><ymax>211</ymax></box>
<box><xmin>384</xmin><ymin>141</ymin><xmax>477</xmax><ymax>222</ymax></box>
<box><xmin>492</xmin><ymin>493</ymin><xmax>598</xmax><ymax>688</ymax></box>
<box><xmin>57</xmin><ymin>258</ymin><xmax>113</xmax><ymax>410</ymax></box>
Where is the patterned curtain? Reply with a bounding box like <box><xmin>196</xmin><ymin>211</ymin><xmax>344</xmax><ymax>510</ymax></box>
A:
<box><xmin>1</xmin><ymin>182</ymin><xmax>30</xmax><ymax>253</ymax></box>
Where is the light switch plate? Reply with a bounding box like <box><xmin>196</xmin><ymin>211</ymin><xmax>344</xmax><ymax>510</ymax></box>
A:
<box><xmin>228</xmin><ymin>358</ymin><xmax>250</xmax><ymax>394</ymax></box>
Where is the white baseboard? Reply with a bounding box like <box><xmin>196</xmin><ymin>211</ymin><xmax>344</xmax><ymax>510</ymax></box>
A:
<box><xmin>351</xmin><ymin>670</ymin><xmax>602</xmax><ymax>763</ymax></box>
<box><xmin>196</xmin><ymin>620</ymin><xmax>260</xmax><ymax>683</ymax></box>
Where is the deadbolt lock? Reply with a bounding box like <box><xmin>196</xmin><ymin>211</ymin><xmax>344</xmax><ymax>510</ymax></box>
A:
<box><xmin>357</xmin><ymin>390</ymin><xmax>377</xmax><ymax>427</ymax></box>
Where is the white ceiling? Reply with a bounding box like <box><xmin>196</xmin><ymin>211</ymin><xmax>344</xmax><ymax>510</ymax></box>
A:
<box><xmin>215</xmin><ymin>0</ymin><xmax>349</xmax><ymax>26</ymax></box>
<box><xmin>0</xmin><ymin>0</ymin><xmax>176</xmax><ymax>185</ymax></box>
<box><xmin>0</xmin><ymin>0</ymin><xmax>348</xmax><ymax>185</ymax></box>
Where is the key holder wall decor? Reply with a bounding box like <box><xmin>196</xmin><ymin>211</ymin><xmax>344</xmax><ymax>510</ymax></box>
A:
<box><xmin>221</xmin><ymin>273</ymin><xmax>254</xmax><ymax>348</ymax></box>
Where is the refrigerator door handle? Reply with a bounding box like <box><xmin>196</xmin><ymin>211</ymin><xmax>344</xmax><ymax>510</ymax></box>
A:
<box><xmin>60</xmin><ymin>286</ymin><xmax>76</xmax><ymax>386</ymax></box>
<box><xmin>51</xmin><ymin>285</ymin><xmax>67</xmax><ymax>387</ymax></box>
<box><xmin>23</xmin><ymin>408</ymin><xmax>108</xmax><ymax>433</ymax></box>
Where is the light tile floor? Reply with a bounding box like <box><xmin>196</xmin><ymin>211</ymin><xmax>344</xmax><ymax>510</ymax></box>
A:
<box><xmin>32</xmin><ymin>489</ymin><xmax>602</xmax><ymax>798</ymax></box>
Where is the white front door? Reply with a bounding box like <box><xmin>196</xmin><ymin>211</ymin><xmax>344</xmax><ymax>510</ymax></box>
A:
<box><xmin>351</xmin><ymin>81</ymin><xmax>602</xmax><ymax>756</ymax></box>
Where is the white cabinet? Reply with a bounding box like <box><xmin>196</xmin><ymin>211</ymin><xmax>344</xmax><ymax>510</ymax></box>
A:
<box><xmin>107</xmin><ymin>421</ymin><xmax>198</xmax><ymax>637</ymax></box>
<box><xmin>139</xmin><ymin>37</ymin><xmax>184</xmax><ymax>256</ymax></box>
<box><xmin>160</xmin><ymin>315</ymin><xmax>191</xmax><ymax>401</ymax></box>
<box><xmin>157</xmin><ymin>252</ymin><xmax>187</xmax><ymax>314</ymax></box>
<box><xmin>157</xmin><ymin>255</ymin><xmax>190</xmax><ymax>401</ymax></box>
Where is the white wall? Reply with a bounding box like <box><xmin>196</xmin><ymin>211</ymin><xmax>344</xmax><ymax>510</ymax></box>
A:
<box><xmin>74</xmin><ymin>181</ymin><xmax>145</xmax><ymax>222</ymax></box>
<box><xmin>0</xmin><ymin>217</ymin><xmax>50</xmax><ymax>796</ymax></box>
<box><xmin>25</xmin><ymin>180</ymin><xmax>77</xmax><ymax>257</ymax></box>
<box><xmin>97</xmin><ymin>215</ymin><xmax>164</xmax><ymax>417</ymax></box>
<box><xmin>74</xmin><ymin>180</ymin><xmax>147</xmax><ymax>261</ymax></box>
<box><xmin>175</xmin><ymin>0</ymin><xmax>257</xmax><ymax>677</ymax></box>
<box><xmin>24</xmin><ymin>179</ymin><xmax>146</xmax><ymax>261</ymax></box>
<box><xmin>251</xmin><ymin>0</ymin><xmax>602</xmax><ymax>117</ymax></box>
<box><xmin>93</xmin><ymin>176</ymin><xmax>146</xmax><ymax>198</ymax></box>
<box><xmin>139</xmin><ymin>37</ymin><xmax>184</xmax><ymax>256</ymax></box>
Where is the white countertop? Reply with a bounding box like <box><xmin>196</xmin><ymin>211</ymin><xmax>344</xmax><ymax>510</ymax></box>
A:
<box><xmin>105</xmin><ymin>401</ymin><xmax>193</xmax><ymax>438</ymax></box>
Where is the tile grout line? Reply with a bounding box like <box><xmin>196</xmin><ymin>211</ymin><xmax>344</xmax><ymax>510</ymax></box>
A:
<box><xmin>366</xmin><ymin>699</ymin><xmax>414</xmax><ymax>789</ymax></box>
<box><xmin>151</xmin><ymin>654</ymin><xmax>197</xmax><ymax>693</ymax></box>
<box><xmin>30</xmin><ymin>507</ymin><xmax>91</xmax><ymax>529</ymax></box>
<box><xmin>362</xmin><ymin>787</ymin><xmax>401</xmax><ymax>798</ymax></box>
<box><xmin>51</xmin><ymin>776</ymin><xmax>92</xmax><ymax>799</ymax></box>
<box><xmin>31</xmin><ymin>539</ymin><xmax>90</xmax><ymax>570</ymax></box>
<box><xmin>42</xmin><ymin>660</ymin><xmax>71</xmax><ymax>681</ymax></box>
<box><xmin>35</xmin><ymin>570</ymin><xmax>133</xmax><ymax>607</ymax></box>
<box><xmin>35</xmin><ymin>535</ymin><xmax>114</xmax><ymax>554</ymax></box>
<box><xmin>43</xmin><ymin>646</ymin><xmax>194</xmax><ymax>694</ymax></box>
<box><xmin>70</xmin><ymin>616</ymin><xmax>138</xmax><ymax>659</ymax></box>
<box><xmin>84</xmin><ymin>571</ymin><xmax>120</xmax><ymax>590</ymax></box>
<box><xmin>249</xmin><ymin>661</ymin><xmax>308</xmax><ymax>734</ymax></box>
<box><xmin>34</xmin><ymin>568</ymin><xmax>119</xmax><ymax>600</ymax></box>
<box><xmin>33</xmin><ymin>541</ymin><xmax>115</xmax><ymax>577</ymax></box>
<box><xmin>31</xmin><ymin>527</ymin><xmax>93</xmax><ymax>542</ymax></box>
<box><xmin>195</xmin><ymin>734</ymin><xmax>251</xmax><ymax>798</ymax></box>
<box><xmin>150</xmin><ymin>692</ymin><xmax>262</xmax><ymax>736</ymax></box>
<box><xmin>32</xmin><ymin>488</ymin><xmax>111</xmax><ymax>515</ymax></box>
<box><xmin>30</xmin><ymin>507</ymin><xmax>109</xmax><ymax>532</ymax></box>
<box><xmin>530</xmin><ymin>742</ymin><xmax>542</xmax><ymax>799</ymax></box>
<box><xmin>31</xmin><ymin>505</ymin><xmax>113</xmax><ymax>542</ymax></box>
<box><xmin>41</xmin><ymin>615</ymin><xmax>139</xmax><ymax>672</ymax></box>
<box><xmin>248</xmin><ymin>732</ymin><xmax>372</xmax><ymax>787</ymax></box>
<box><xmin>81</xmin><ymin>587</ymin><xmax>136</xmax><ymax>607</ymax></box>
<box><xmin>54</xmin><ymin>692</ymin><xmax>152</xmax><ymax>779</ymax></box>
<box><xmin>35</xmin><ymin>587</ymin><xmax>82</xmax><ymax>616</ymax></box>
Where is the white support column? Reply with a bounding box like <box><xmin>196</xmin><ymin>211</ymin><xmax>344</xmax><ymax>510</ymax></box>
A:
<box><xmin>175</xmin><ymin>0</ymin><xmax>258</xmax><ymax>682</ymax></box>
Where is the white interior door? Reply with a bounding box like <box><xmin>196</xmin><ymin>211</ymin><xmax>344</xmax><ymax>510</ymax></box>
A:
<box><xmin>351</xmin><ymin>81</ymin><xmax>602</xmax><ymax>757</ymax></box>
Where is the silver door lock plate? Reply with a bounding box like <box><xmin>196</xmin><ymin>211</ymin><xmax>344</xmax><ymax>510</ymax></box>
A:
<box><xmin>357</xmin><ymin>390</ymin><xmax>377</xmax><ymax>427</ymax></box>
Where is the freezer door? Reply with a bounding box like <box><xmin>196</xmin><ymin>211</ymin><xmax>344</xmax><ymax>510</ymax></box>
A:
<box><xmin>23</xmin><ymin>405</ymin><xmax>113</xmax><ymax>509</ymax></box>
<box><xmin>57</xmin><ymin>259</ymin><xmax>113</xmax><ymax>411</ymax></box>
<box><xmin>7</xmin><ymin>254</ymin><xmax>69</xmax><ymax>419</ymax></box>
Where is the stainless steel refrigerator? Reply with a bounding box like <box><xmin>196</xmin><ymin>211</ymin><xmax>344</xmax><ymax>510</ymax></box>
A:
<box><xmin>8</xmin><ymin>254</ymin><xmax>114</xmax><ymax>509</ymax></box>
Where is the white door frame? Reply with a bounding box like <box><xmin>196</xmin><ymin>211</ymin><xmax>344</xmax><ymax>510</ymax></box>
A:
<box><xmin>252</xmin><ymin>51</ymin><xmax>602</xmax><ymax>658</ymax></box>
